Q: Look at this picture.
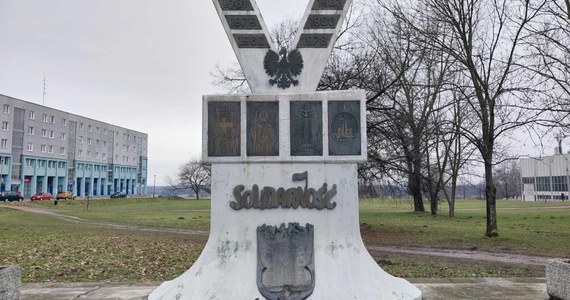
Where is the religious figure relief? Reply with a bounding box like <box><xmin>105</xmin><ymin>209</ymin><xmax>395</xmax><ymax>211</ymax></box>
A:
<box><xmin>208</xmin><ymin>102</ymin><xmax>241</xmax><ymax>157</ymax></box>
<box><xmin>247</xmin><ymin>102</ymin><xmax>279</xmax><ymax>156</ymax></box>
<box><xmin>328</xmin><ymin>101</ymin><xmax>361</xmax><ymax>155</ymax></box>
<box><xmin>264</xmin><ymin>48</ymin><xmax>304</xmax><ymax>89</ymax></box>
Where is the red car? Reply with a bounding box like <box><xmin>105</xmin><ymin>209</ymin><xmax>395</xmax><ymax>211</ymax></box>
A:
<box><xmin>30</xmin><ymin>192</ymin><xmax>52</xmax><ymax>201</ymax></box>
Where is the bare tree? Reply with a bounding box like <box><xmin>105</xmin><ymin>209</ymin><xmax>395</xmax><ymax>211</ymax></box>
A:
<box><xmin>170</xmin><ymin>159</ymin><xmax>211</xmax><ymax>200</ymax></box>
<box><xmin>384</xmin><ymin>0</ymin><xmax>552</xmax><ymax>236</ymax></box>
<box><xmin>493</xmin><ymin>160</ymin><xmax>522</xmax><ymax>199</ymax></box>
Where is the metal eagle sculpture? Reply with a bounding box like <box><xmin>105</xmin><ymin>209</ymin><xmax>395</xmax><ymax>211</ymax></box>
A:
<box><xmin>263</xmin><ymin>47</ymin><xmax>304</xmax><ymax>89</ymax></box>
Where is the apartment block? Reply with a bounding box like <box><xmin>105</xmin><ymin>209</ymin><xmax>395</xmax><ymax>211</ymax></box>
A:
<box><xmin>0</xmin><ymin>94</ymin><xmax>148</xmax><ymax>198</ymax></box>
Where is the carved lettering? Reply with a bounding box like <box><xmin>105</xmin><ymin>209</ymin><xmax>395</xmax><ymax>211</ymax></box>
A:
<box><xmin>297</xmin><ymin>34</ymin><xmax>333</xmax><ymax>48</ymax></box>
<box><xmin>225</xmin><ymin>15</ymin><xmax>261</xmax><ymax>29</ymax></box>
<box><xmin>304</xmin><ymin>14</ymin><xmax>340</xmax><ymax>29</ymax></box>
<box><xmin>233</xmin><ymin>34</ymin><xmax>270</xmax><ymax>48</ymax></box>
<box><xmin>311</xmin><ymin>0</ymin><xmax>346</xmax><ymax>10</ymax></box>
<box><xmin>218</xmin><ymin>0</ymin><xmax>253</xmax><ymax>11</ymax></box>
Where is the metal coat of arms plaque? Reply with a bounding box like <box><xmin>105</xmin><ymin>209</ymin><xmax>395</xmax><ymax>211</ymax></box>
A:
<box><xmin>257</xmin><ymin>223</ymin><xmax>315</xmax><ymax>300</ymax></box>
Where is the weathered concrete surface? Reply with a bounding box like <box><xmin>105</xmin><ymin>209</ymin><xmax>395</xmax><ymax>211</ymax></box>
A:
<box><xmin>0</xmin><ymin>265</ymin><xmax>21</xmax><ymax>300</ymax></box>
<box><xmin>20</xmin><ymin>278</ymin><xmax>549</xmax><ymax>300</ymax></box>
<box><xmin>546</xmin><ymin>259</ymin><xmax>570</xmax><ymax>299</ymax></box>
<box><xmin>149</xmin><ymin>163</ymin><xmax>421</xmax><ymax>299</ymax></box>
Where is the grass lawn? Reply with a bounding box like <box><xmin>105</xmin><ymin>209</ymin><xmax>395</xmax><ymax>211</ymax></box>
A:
<box><xmin>1</xmin><ymin>197</ymin><xmax>568</xmax><ymax>282</ymax></box>
<box><xmin>360</xmin><ymin>198</ymin><xmax>570</xmax><ymax>257</ymax></box>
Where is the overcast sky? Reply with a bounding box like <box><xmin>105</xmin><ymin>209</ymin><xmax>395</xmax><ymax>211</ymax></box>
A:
<box><xmin>0</xmin><ymin>0</ymin><xmax>309</xmax><ymax>185</ymax></box>
<box><xmin>0</xmin><ymin>0</ymin><xmax>564</xmax><ymax>186</ymax></box>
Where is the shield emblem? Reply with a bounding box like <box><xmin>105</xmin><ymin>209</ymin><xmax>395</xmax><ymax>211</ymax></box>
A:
<box><xmin>257</xmin><ymin>223</ymin><xmax>315</xmax><ymax>300</ymax></box>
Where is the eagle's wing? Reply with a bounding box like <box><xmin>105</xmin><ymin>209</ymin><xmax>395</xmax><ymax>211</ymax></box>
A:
<box><xmin>263</xmin><ymin>50</ymin><xmax>280</xmax><ymax>76</ymax></box>
<box><xmin>288</xmin><ymin>49</ymin><xmax>304</xmax><ymax>76</ymax></box>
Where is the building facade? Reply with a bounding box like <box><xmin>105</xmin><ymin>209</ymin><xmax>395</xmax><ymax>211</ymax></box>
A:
<box><xmin>1</xmin><ymin>94</ymin><xmax>148</xmax><ymax>198</ymax></box>
<box><xmin>520</xmin><ymin>153</ymin><xmax>569</xmax><ymax>202</ymax></box>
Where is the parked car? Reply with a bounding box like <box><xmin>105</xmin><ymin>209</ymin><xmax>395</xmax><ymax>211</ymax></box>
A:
<box><xmin>31</xmin><ymin>192</ymin><xmax>52</xmax><ymax>201</ymax></box>
<box><xmin>56</xmin><ymin>191</ymin><xmax>76</xmax><ymax>200</ymax></box>
<box><xmin>110</xmin><ymin>191</ymin><xmax>127</xmax><ymax>198</ymax></box>
<box><xmin>0</xmin><ymin>191</ymin><xmax>24</xmax><ymax>202</ymax></box>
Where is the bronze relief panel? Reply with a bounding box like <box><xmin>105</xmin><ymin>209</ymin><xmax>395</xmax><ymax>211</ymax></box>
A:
<box><xmin>247</xmin><ymin>101</ymin><xmax>279</xmax><ymax>156</ymax></box>
<box><xmin>290</xmin><ymin>101</ymin><xmax>322</xmax><ymax>156</ymax></box>
<box><xmin>328</xmin><ymin>101</ymin><xmax>361</xmax><ymax>155</ymax></box>
<box><xmin>208</xmin><ymin>102</ymin><xmax>241</xmax><ymax>157</ymax></box>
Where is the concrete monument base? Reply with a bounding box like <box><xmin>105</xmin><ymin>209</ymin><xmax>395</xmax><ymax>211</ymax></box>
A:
<box><xmin>0</xmin><ymin>265</ymin><xmax>21</xmax><ymax>300</ymax></box>
<box><xmin>149</xmin><ymin>163</ymin><xmax>421</xmax><ymax>300</ymax></box>
<box><xmin>546</xmin><ymin>259</ymin><xmax>570</xmax><ymax>300</ymax></box>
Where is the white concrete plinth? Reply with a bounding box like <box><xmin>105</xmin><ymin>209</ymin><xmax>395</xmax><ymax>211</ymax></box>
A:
<box><xmin>149</xmin><ymin>163</ymin><xmax>421</xmax><ymax>300</ymax></box>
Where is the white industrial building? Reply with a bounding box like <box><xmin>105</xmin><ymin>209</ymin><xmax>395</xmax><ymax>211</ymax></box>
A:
<box><xmin>1</xmin><ymin>94</ymin><xmax>148</xmax><ymax>198</ymax></box>
<box><xmin>520</xmin><ymin>150</ymin><xmax>569</xmax><ymax>202</ymax></box>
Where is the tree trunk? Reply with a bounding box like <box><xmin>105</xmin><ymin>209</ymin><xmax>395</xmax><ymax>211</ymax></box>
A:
<box><xmin>430</xmin><ymin>198</ymin><xmax>438</xmax><ymax>216</ymax></box>
<box><xmin>485</xmin><ymin>160</ymin><xmax>498</xmax><ymax>237</ymax></box>
<box><xmin>411</xmin><ymin>141</ymin><xmax>425</xmax><ymax>212</ymax></box>
<box><xmin>448</xmin><ymin>178</ymin><xmax>456</xmax><ymax>218</ymax></box>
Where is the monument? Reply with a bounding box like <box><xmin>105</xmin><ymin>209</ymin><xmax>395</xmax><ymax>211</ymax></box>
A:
<box><xmin>149</xmin><ymin>0</ymin><xmax>422</xmax><ymax>299</ymax></box>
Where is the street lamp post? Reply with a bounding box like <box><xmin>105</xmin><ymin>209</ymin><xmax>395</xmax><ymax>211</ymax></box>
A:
<box><xmin>153</xmin><ymin>174</ymin><xmax>156</xmax><ymax>198</ymax></box>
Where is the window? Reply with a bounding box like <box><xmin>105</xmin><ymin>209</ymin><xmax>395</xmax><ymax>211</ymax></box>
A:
<box><xmin>43</xmin><ymin>114</ymin><xmax>49</xmax><ymax>122</ymax></box>
<box><xmin>102</xmin><ymin>153</ymin><xmax>106</xmax><ymax>160</ymax></box>
<box><xmin>88</xmin><ymin>125</ymin><xmax>92</xmax><ymax>132</ymax></box>
<box><xmin>61</xmin><ymin>133</ymin><xmax>66</xmax><ymax>140</ymax></box>
<box><xmin>28</xmin><ymin>126</ymin><xmax>34</xmax><ymax>135</ymax></box>
<box><xmin>536</xmin><ymin>177</ymin><xmax>551</xmax><ymax>191</ymax></box>
<box><xmin>79</xmin><ymin>123</ymin><xmax>84</xmax><ymax>130</ymax></box>
<box><xmin>61</xmin><ymin>118</ymin><xmax>67</xmax><ymax>126</ymax></box>
<box><xmin>1</xmin><ymin>139</ymin><xmax>7</xmax><ymax>148</ymax></box>
<box><xmin>42</xmin><ymin>129</ymin><xmax>48</xmax><ymax>137</ymax></box>
<box><xmin>88</xmin><ymin>138</ymin><xmax>92</xmax><ymax>145</ymax></box>
<box><xmin>49</xmin><ymin>130</ymin><xmax>54</xmax><ymax>139</ymax></box>
<box><xmin>87</xmin><ymin>151</ymin><xmax>91</xmax><ymax>158</ymax></box>
<box><xmin>79</xmin><ymin>136</ymin><xmax>84</xmax><ymax>144</ymax></box>
<box><xmin>3</xmin><ymin>104</ymin><xmax>9</xmax><ymax>114</ymax></box>
<box><xmin>29</xmin><ymin>111</ymin><xmax>35</xmax><ymax>119</ymax></box>
<box><xmin>96</xmin><ymin>127</ymin><xmax>100</xmax><ymax>134</ymax></box>
<box><xmin>95</xmin><ymin>152</ymin><xmax>99</xmax><ymax>158</ymax></box>
<box><xmin>39</xmin><ymin>160</ymin><xmax>46</xmax><ymax>168</ymax></box>
<box><xmin>96</xmin><ymin>139</ymin><xmax>99</xmax><ymax>146</ymax></box>
<box><xmin>26</xmin><ymin>159</ymin><xmax>34</xmax><ymax>167</ymax></box>
<box><xmin>2</xmin><ymin>121</ymin><xmax>8</xmax><ymax>131</ymax></box>
<box><xmin>27</xmin><ymin>143</ymin><xmax>33</xmax><ymax>151</ymax></box>
<box><xmin>78</xmin><ymin>150</ymin><xmax>83</xmax><ymax>157</ymax></box>
<box><xmin>60</xmin><ymin>147</ymin><xmax>65</xmax><ymax>155</ymax></box>
<box><xmin>104</xmin><ymin>129</ymin><xmax>107</xmax><ymax>135</ymax></box>
<box><xmin>48</xmin><ymin>145</ymin><xmax>53</xmax><ymax>153</ymax></box>
<box><xmin>553</xmin><ymin>176</ymin><xmax>568</xmax><ymax>192</ymax></box>
<box><xmin>49</xmin><ymin>115</ymin><xmax>54</xmax><ymax>123</ymax></box>
<box><xmin>41</xmin><ymin>144</ymin><xmax>47</xmax><ymax>153</ymax></box>
<box><xmin>103</xmin><ymin>141</ymin><xmax>106</xmax><ymax>147</ymax></box>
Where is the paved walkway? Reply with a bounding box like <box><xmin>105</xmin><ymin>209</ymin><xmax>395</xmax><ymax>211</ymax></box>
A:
<box><xmin>20</xmin><ymin>278</ymin><xmax>548</xmax><ymax>300</ymax></box>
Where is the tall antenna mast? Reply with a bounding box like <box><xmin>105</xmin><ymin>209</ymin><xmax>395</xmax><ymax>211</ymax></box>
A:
<box><xmin>42</xmin><ymin>76</ymin><xmax>46</xmax><ymax>105</ymax></box>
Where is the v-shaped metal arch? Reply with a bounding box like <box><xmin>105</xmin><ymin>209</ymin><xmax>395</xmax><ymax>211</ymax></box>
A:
<box><xmin>213</xmin><ymin>0</ymin><xmax>353</xmax><ymax>94</ymax></box>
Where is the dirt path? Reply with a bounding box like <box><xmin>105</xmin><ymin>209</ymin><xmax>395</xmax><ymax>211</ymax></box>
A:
<box><xmin>4</xmin><ymin>205</ymin><xmax>554</xmax><ymax>266</ymax></box>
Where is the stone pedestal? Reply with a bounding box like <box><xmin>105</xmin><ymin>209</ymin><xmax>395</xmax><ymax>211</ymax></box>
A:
<box><xmin>148</xmin><ymin>91</ymin><xmax>421</xmax><ymax>299</ymax></box>
<box><xmin>149</xmin><ymin>164</ymin><xmax>421</xmax><ymax>299</ymax></box>
<box><xmin>0</xmin><ymin>265</ymin><xmax>21</xmax><ymax>300</ymax></box>
<box><xmin>546</xmin><ymin>259</ymin><xmax>570</xmax><ymax>300</ymax></box>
